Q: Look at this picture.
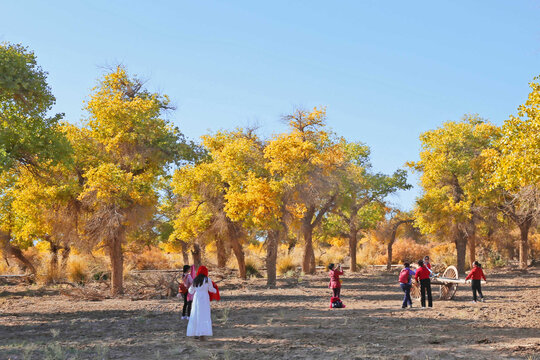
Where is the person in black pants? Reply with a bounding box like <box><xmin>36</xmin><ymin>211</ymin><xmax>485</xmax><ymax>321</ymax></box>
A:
<box><xmin>466</xmin><ymin>261</ymin><xmax>487</xmax><ymax>303</ymax></box>
<box><xmin>415</xmin><ymin>260</ymin><xmax>433</xmax><ymax>308</ymax></box>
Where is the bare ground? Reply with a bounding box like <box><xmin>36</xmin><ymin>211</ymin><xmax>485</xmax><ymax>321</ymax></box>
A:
<box><xmin>1</xmin><ymin>266</ymin><xmax>539</xmax><ymax>360</ymax></box>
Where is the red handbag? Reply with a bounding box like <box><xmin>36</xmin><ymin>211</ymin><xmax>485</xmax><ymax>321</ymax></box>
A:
<box><xmin>209</xmin><ymin>281</ymin><xmax>220</xmax><ymax>301</ymax></box>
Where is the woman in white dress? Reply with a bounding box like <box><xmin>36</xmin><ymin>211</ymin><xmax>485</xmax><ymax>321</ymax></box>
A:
<box><xmin>186</xmin><ymin>266</ymin><xmax>216</xmax><ymax>339</ymax></box>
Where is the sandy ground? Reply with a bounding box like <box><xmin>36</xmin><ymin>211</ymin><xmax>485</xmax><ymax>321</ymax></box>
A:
<box><xmin>1</xmin><ymin>266</ymin><xmax>539</xmax><ymax>360</ymax></box>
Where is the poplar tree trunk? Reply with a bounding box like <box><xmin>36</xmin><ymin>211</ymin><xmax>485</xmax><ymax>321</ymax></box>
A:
<box><xmin>468</xmin><ymin>234</ymin><xmax>476</xmax><ymax>264</ymax></box>
<box><xmin>266</xmin><ymin>230</ymin><xmax>279</xmax><ymax>287</ymax></box>
<box><xmin>519</xmin><ymin>220</ymin><xmax>531</xmax><ymax>270</ymax></box>
<box><xmin>301</xmin><ymin>232</ymin><xmax>316</xmax><ymax>274</ymax></box>
<box><xmin>216</xmin><ymin>236</ymin><xmax>228</xmax><ymax>268</ymax></box>
<box><xmin>0</xmin><ymin>231</ymin><xmax>36</xmax><ymax>274</ymax></box>
<box><xmin>455</xmin><ymin>231</ymin><xmax>468</xmax><ymax>274</ymax></box>
<box><xmin>110</xmin><ymin>232</ymin><xmax>125</xmax><ymax>296</ymax></box>
<box><xmin>181</xmin><ymin>241</ymin><xmax>189</xmax><ymax>264</ymax></box>
<box><xmin>192</xmin><ymin>243</ymin><xmax>202</xmax><ymax>269</ymax></box>
<box><xmin>61</xmin><ymin>245</ymin><xmax>71</xmax><ymax>272</ymax></box>
<box><xmin>229</xmin><ymin>235</ymin><xmax>246</xmax><ymax>279</ymax></box>
<box><xmin>349</xmin><ymin>230</ymin><xmax>358</xmax><ymax>272</ymax></box>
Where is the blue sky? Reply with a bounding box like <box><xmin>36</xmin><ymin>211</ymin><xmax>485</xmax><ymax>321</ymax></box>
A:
<box><xmin>2</xmin><ymin>1</ymin><xmax>539</xmax><ymax>210</ymax></box>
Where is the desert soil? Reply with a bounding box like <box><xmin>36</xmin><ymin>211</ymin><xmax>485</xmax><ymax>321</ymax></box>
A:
<box><xmin>1</xmin><ymin>266</ymin><xmax>539</xmax><ymax>360</ymax></box>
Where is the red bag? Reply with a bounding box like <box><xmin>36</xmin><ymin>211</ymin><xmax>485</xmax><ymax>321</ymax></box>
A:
<box><xmin>209</xmin><ymin>281</ymin><xmax>220</xmax><ymax>301</ymax></box>
<box><xmin>399</xmin><ymin>268</ymin><xmax>410</xmax><ymax>284</ymax></box>
<box><xmin>179</xmin><ymin>283</ymin><xmax>188</xmax><ymax>294</ymax></box>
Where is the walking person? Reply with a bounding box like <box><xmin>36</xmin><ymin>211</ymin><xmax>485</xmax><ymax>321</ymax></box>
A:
<box><xmin>465</xmin><ymin>261</ymin><xmax>487</xmax><ymax>303</ymax></box>
<box><xmin>328</xmin><ymin>263</ymin><xmax>344</xmax><ymax>298</ymax></box>
<box><xmin>179</xmin><ymin>265</ymin><xmax>193</xmax><ymax>319</ymax></box>
<box><xmin>186</xmin><ymin>266</ymin><xmax>217</xmax><ymax>340</ymax></box>
<box><xmin>415</xmin><ymin>259</ymin><xmax>433</xmax><ymax>308</ymax></box>
<box><xmin>398</xmin><ymin>262</ymin><xmax>415</xmax><ymax>308</ymax></box>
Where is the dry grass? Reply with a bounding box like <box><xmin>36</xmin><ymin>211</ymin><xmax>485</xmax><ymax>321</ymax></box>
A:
<box><xmin>67</xmin><ymin>255</ymin><xmax>89</xmax><ymax>284</ymax></box>
<box><xmin>132</xmin><ymin>247</ymin><xmax>172</xmax><ymax>270</ymax></box>
<box><xmin>277</xmin><ymin>256</ymin><xmax>296</xmax><ymax>275</ymax></box>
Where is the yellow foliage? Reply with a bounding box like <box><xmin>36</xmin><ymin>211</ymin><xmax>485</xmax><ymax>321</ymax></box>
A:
<box><xmin>277</xmin><ymin>256</ymin><xmax>297</xmax><ymax>275</ymax></box>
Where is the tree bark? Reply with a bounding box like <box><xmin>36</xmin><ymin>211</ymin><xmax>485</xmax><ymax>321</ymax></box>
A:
<box><xmin>301</xmin><ymin>227</ymin><xmax>316</xmax><ymax>274</ymax></box>
<box><xmin>387</xmin><ymin>220</ymin><xmax>414</xmax><ymax>271</ymax></box>
<box><xmin>110</xmin><ymin>232</ymin><xmax>124</xmax><ymax>296</ymax></box>
<box><xmin>181</xmin><ymin>241</ymin><xmax>189</xmax><ymax>264</ymax></box>
<box><xmin>229</xmin><ymin>235</ymin><xmax>246</xmax><ymax>279</ymax></box>
<box><xmin>216</xmin><ymin>236</ymin><xmax>228</xmax><ymax>268</ymax></box>
<box><xmin>192</xmin><ymin>243</ymin><xmax>202</xmax><ymax>269</ymax></box>
<box><xmin>48</xmin><ymin>241</ymin><xmax>59</xmax><ymax>283</ymax></box>
<box><xmin>0</xmin><ymin>231</ymin><xmax>36</xmax><ymax>274</ymax></box>
<box><xmin>519</xmin><ymin>219</ymin><xmax>531</xmax><ymax>270</ymax></box>
<box><xmin>455</xmin><ymin>230</ymin><xmax>468</xmax><ymax>274</ymax></box>
<box><xmin>266</xmin><ymin>229</ymin><xmax>279</xmax><ymax>287</ymax></box>
<box><xmin>61</xmin><ymin>245</ymin><xmax>71</xmax><ymax>272</ymax></box>
<box><xmin>468</xmin><ymin>233</ymin><xmax>476</xmax><ymax>265</ymax></box>
<box><xmin>349</xmin><ymin>229</ymin><xmax>358</xmax><ymax>272</ymax></box>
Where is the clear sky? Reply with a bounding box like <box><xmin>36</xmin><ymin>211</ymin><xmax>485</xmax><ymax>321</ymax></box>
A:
<box><xmin>2</xmin><ymin>1</ymin><xmax>539</xmax><ymax>210</ymax></box>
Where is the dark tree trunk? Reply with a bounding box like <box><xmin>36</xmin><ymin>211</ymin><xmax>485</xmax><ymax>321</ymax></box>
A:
<box><xmin>0</xmin><ymin>231</ymin><xmax>36</xmax><ymax>274</ymax></box>
<box><xmin>48</xmin><ymin>241</ymin><xmax>59</xmax><ymax>283</ymax></box>
<box><xmin>387</xmin><ymin>219</ymin><xmax>413</xmax><ymax>271</ymax></box>
<box><xmin>181</xmin><ymin>241</ymin><xmax>189</xmax><ymax>264</ymax></box>
<box><xmin>266</xmin><ymin>229</ymin><xmax>279</xmax><ymax>287</ymax></box>
<box><xmin>455</xmin><ymin>230</ymin><xmax>468</xmax><ymax>274</ymax></box>
<box><xmin>519</xmin><ymin>219</ymin><xmax>532</xmax><ymax>270</ymax></box>
<box><xmin>192</xmin><ymin>243</ymin><xmax>202</xmax><ymax>269</ymax></box>
<box><xmin>110</xmin><ymin>232</ymin><xmax>125</xmax><ymax>296</ymax></box>
<box><xmin>349</xmin><ymin>229</ymin><xmax>358</xmax><ymax>272</ymax></box>
<box><xmin>216</xmin><ymin>236</ymin><xmax>228</xmax><ymax>268</ymax></box>
<box><xmin>468</xmin><ymin>233</ymin><xmax>476</xmax><ymax>265</ymax></box>
<box><xmin>229</xmin><ymin>235</ymin><xmax>246</xmax><ymax>280</ymax></box>
<box><xmin>301</xmin><ymin>229</ymin><xmax>316</xmax><ymax>274</ymax></box>
<box><xmin>61</xmin><ymin>245</ymin><xmax>71</xmax><ymax>272</ymax></box>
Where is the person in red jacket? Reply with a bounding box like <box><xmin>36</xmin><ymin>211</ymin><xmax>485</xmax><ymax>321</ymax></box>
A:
<box><xmin>328</xmin><ymin>263</ymin><xmax>344</xmax><ymax>298</ymax></box>
<box><xmin>423</xmin><ymin>255</ymin><xmax>434</xmax><ymax>276</ymax></box>
<box><xmin>415</xmin><ymin>259</ymin><xmax>433</xmax><ymax>307</ymax></box>
<box><xmin>465</xmin><ymin>261</ymin><xmax>487</xmax><ymax>303</ymax></box>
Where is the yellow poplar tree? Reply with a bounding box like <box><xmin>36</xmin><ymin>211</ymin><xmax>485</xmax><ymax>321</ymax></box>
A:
<box><xmin>483</xmin><ymin>77</ymin><xmax>540</xmax><ymax>269</ymax></box>
<box><xmin>408</xmin><ymin>115</ymin><xmax>499</xmax><ymax>273</ymax></box>
<box><xmin>265</xmin><ymin>108</ymin><xmax>346</xmax><ymax>274</ymax></box>
<box><xmin>81</xmin><ymin>67</ymin><xmax>188</xmax><ymax>295</ymax></box>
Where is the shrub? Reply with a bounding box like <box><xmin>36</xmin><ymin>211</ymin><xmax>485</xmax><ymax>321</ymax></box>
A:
<box><xmin>67</xmin><ymin>255</ymin><xmax>88</xmax><ymax>284</ymax></box>
<box><xmin>392</xmin><ymin>238</ymin><xmax>430</xmax><ymax>265</ymax></box>
<box><xmin>134</xmin><ymin>247</ymin><xmax>171</xmax><ymax>270</ymax></box>
<box><xmin>277</xmin><ymin>256</ymin><xmax>297</xmax><ymax>275</ymax></box>
<box><xmin>430</xmin><ymin>242</ymin><xmax>456</xmax><ymax>268</ymax></box>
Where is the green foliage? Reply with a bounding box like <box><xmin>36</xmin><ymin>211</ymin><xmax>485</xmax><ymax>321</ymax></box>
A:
<box><xmin>0</xmin><ymin>42</ymin><xmax>70</xmax><ymax>172</ymax></box>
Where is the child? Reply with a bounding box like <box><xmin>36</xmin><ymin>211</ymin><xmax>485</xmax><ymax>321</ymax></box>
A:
<box><xmin>328</xmin><ymin>263</ymin><xmax>344</xmax><ymax>298</ymax></box>
<box><xmin>186</xmin><ymin>265</ymin><xmax>217</xmax><ymax>340</ymax></box>
<box><xmin>415</xmin><ymin>259</ymin><xmax>433</xmax><ymax>308</ymax></box>
<box><xmin>465</xmin><ymin>261</ymin><xmax>487</xmax><ymax>303</ymax></box>
<box><xmin>423</xmin><ymin>255</ymin><xmax>434</xmax><ymax>276</ymax></box>
<box><xmin>180</xmin><ymin>265</ymin><xmax>193</xmax><ymax>320</ymax></box>
<box><xmin>398</xmin><ymin>262</ymin><xmax>415</xmax><ymax>308</ymax></box>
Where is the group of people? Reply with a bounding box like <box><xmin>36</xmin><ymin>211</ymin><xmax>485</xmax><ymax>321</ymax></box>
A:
<box><xmin>179</xmin><ymin>256</ymin><xmax>488</xmax><ymax>339</ymax></box>
<box><xmin>178</xmin><ymin>264</ymin><xmax>218</xmax><ymax>340</ymax></box>
<box><xmin>398</xmin><ymin>256</ymin><xmax>487</xmax><ymax>308</ymax></box>
<box><xmin>328</xmin><ymin>256</ymin><xmax>488</xmax><ymax>310</ymax></box>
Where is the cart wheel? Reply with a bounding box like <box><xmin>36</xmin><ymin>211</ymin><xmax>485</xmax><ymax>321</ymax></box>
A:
<box><xmin>411</xmin><ymin>281</ymin><xmax>421</xmax><ymax>301</ymax></box>
<box><xmin>439</xmin><ymin>265</ymin><xmax>459</xmax><ymax>300</ymax></box>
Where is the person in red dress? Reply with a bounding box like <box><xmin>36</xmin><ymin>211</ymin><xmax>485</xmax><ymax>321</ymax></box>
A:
<box><xmin>328</xmin><ymin>263</ymin><xmax>344</xmax><ymax>298</ymax></box>
<box><xmin>465</xmin><ymin>261</ymin><xmax>487</xmax><ymax>303</ymax></box>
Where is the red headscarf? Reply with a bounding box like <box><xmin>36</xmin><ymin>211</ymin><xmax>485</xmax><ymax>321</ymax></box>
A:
<box><xmin>196</xmin><ymin>265</ymin><xmax>208</xmax><ymax>277</ymax></box>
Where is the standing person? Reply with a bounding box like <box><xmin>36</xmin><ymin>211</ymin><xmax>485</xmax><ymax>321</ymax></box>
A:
<box><xmin>398</xmin><ymin>262</ymin><xmax>415</xmax><ymax>308</ymax></box>
<box><xmin>415</xmin><ymin>260</ymin><xmax>433</xmax><ymax>308</ymax></box>
<box><xmin>328</xmin><ymin>263</ymin><xmax>344</xmax><ymax>298</ymax></box>
<box><xmin>179</xmin><ymin>265</ymin><xmax>194</xmax><ymax>320</ymax></box>
<box><xmin>186</xmin><ymin>266</ymin><xmax>217</xmax><ymax>340</ymax></box>
<box><xmin>423</xmin><ymin>256</ymin><xmax>434</xmax><ymax>276</ymax></box>
<box><xmin>465</xmin><ymin>261</ymin><xmax>487</xmax><ymax>303</ymax></box>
